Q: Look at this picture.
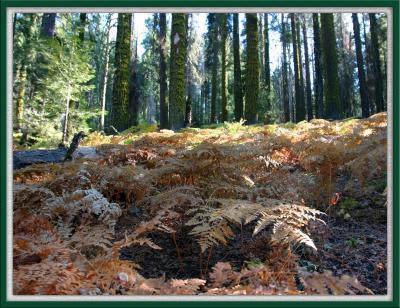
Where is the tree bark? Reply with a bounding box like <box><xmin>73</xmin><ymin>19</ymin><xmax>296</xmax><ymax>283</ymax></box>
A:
<box><xmin>40</xmin><ymin>13</ymin><xmax>56</xmax><ymax>38</ymax></box>
<box><xmin>233</xmin><ymin>13</ymin><xmax>243</xmax><ymax>122</ymax></box>
<box><xmin>302</xmin><ymin>15</ymin><xmax>313</xmax><ymax>120</ymax></box>
<box><xmin>158</xmin><ymin>13</ymin><xmax>168</xmax><ymax>129</ymax></box>
<box><xmin>281</xmin><ymin>14</ymin><xmax>290</xmax><ymax>122</ymax></box>
<box><xmin>352</xmin><ymin>13</ymin><xmax>370</xmax><ymax>118</ymax></box>
<box><xmin>369</xmin><ymin>13</ymin><xmax>385</xmax><ymax>112</ymax></box>
<box><xmin>220</xmin><ymin>14</ymin><xmax>228</xmax><ymax>122</ymax></box>
<box><xmin>100</xmin><ymin>17</ymin><xmax>112</xmax><ymax>131</ymax></box>
<box><xmin>312</xmin><ymin>13</ymin><xmax>324</xmax><ymax>119</ymax></box>
<box><xmin>264</xmin><ymin>14</ymin><xmax>271</xmax><ymax>104</ymax></box>
<box><xmin>112</xmin><ymin>13</ymin><xmax>132</xmax><ymax>132</ymax></box>
<box><xmin>320</xmin><ymin>13</ymin><xmax>342</xmax><ymax>119</ymax></box>
<box><xmin>62</xmin><ymin>82</ymin><xmax>71</xmax><ymax>143</ymax></box>
<box><xmin>169</xmin><ymin>13</ymin><xmax>188</xmax><ymax>130</ymax></box>
<box><xmin>244</xmin><ymin>13</ymin><xmax>259</xmax><ymax>125</ymax></box>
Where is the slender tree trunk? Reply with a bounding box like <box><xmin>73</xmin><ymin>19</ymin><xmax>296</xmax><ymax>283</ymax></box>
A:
<box><xmin>169</xmin><ymin>13</ymin><xmax>188</xmax><ymax>130</ymax></box>
<box><xmin>312</xmin><ymin>13</ymin><xmax>324</xmax><ymax>119</ymax></box>
<box><xmin>352</xmin><ymin>13</ymin><xmax>370</xmax><ymax>118</ymax></box>
<box><xmin>233</xmin><ymin>13</ymin><xmax>243</xmax><ymax>122</ymax></box>
<box><xmin>62</xmin><ymin>83</ymin><xmax>72</xmax><ymax>143</ymax></box>
<box><xmin>129</xmin><ymin>17</ymin><xmax>140</xmax><ymax>127</ymax></box>
<box><xmin>264</xmin><ymin>13</ymin><xmax>271</xmax><ymax>117</ymax></box>
<box><xmin>369</xmin><ymin>13</ymin><xmax>385</xmax><ymax>112</ymax></box>
<box><xmin>320</xmin><ymin>13</ymin><xmax>341</xmax><ymax>119</ymax></box>
<box><xmin>290</xmin><ymin>13</ymin><xmax>304</xmax><ymax>122</ymax></box>
<box><xmin>302</xmin><ymin>15</ymin><xmax>313</xmax><ymax>120</ymax></box>
<box><xmin>281</xmin><ymin>14</ymin><xmax>290</xmax><ymax>122</ymax></box>
<box><xmin>244</xmin><ymin>13</ymin><xmax>259</xmax><ymax>125</ymax></box>
<box><xmin>220</xmin><ymin>14</ymin><xmax>228</xmax><ymax>122</ymax></box>
<box><xmin>15</xmin><ymin>65</ymin><xmax>27</xmax><ymax>130</ymax></box>
<box><xmin>112</xmin><ymin>13</ymin><xmax>132</xmax><ymax>132</ymax></box>
<box><xmin>296</xmin><ymin>15</ymin><xmax>306</xmax><ymax>121</ymax></box>
<box><xmin>100</xmin><ymin>19</ymin><xmax>112</xmax><ymax>131</ymax></box>
<box><xmin>158</xmin><ymin>13</ymin><xmax>168</xmax><ymax>129</ymax></box>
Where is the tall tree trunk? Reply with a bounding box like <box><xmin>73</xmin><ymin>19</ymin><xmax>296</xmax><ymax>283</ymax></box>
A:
<box><xmin>15</xmin><ymin>65</ymin><xmax>27</xmax><ymax>130</ymax></box>
<box><xmin>158</xmin><ymin>13</ymin><xmax>168</xmax><ymax>129</ymax></box>
<box><xmin>220</xmin><ymin>14</ymin><xmax>228</xmax><ymax>122</ymax></box>
<box><xmin>352</xmin><ymin>13</ymin><xmax>370</xmax><ymax>118</ymax></box>
<box><xmin>169</xmin><ymin>13</ymin><xmax>188</xmax><ymax>130</ymax></box>
<box><xmin>281</xmin><ymin>14</ymin><xmax>290</xmax><ymax>122</ymax></box>
<box><xmin>320</xmin><ymin>13</ymin><xmax>342</xmax><ymax>119</ymax></box>
<box><xmin>369</xmin><ymin>13</ymin><xmax>385</xmax><ymax>112</ymax></box>
<box><xmin>112</xmin><ymin>13</ymin><xmax>132</xmax><ymax>132</ymax></box>
<box><xmin>233</xmin><ymin>13</ymin><xmax>243</xmax><ymax>122</ymax></box>
<box><xmin>100</xmin><ymin>17</ymin><xmax>112</xmax><ymax>131</ymax></box>
<box><xmin>302</xmin><ymin>15</ymin><xmax>313</xmax><ymax>120</ymax></box>
<box><xmin>40</xmin><ymin>13</ymin><xmax>56</xmax><ymax>38</ymax></box>
<box><xmin>296</xmin><ymin>15</ymin><xmax>306</xmax><ymax>121</ymax></box>
<box><xmin>244</xmin><ymin>13</ymin><xmax>259</xmax><ymax>125</ymax></box>
<box><xmin>290</xmin><ymin>13</ymin><xmax>304</xmax><ymax>122</ymax></box>
<box><xmin>129</xmin><ymin>16</ymin><xmax>140</xmax><ymax>127</ymax></box>
<box><xmin>312</xmin><ymin>13</ymin><xmax>324</xmax><ymax>119</ymax></box>
<box><xmin>62</xmin><ymin>83</ymin><xmax>72</xmax><ymax>143</ymax></box>
<box><xmin>264</xmin><ymin>13</ymin><xmax>271</xmax><ymax>117</ymax></box>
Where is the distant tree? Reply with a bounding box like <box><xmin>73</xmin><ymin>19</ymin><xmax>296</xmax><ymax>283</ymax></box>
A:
<box><xmin>169</xmin><ymin>13</ymin><xmax>187</xmax><ymax>130</ymax></box>
<box><xmin>233</xmin><ymin>13</ymin><xmax>243</xmax><ymax>122</ymax></box>
<box><xmin>79</xmin><ymin>13</ymin><xmax>87</xmax><ymax>43</ymax></box>
<box><xmin>112</xmin><ymin>13</ymin><xmax>132</xmax><ymax>131</ymax></box>
<box><xmin>320</xmin><ymin>13</ymin><xmax>341</xmax><ymax>119</ymax></box>
<box><xmin>206</xmin><ymin>14</ymin><xmax>219</xmax><ymax>124</ymax></box>
<box><xmin>244</xmin><ymin>13</ymin><xmax>259</xmax><ymax>124</ymax></box>
<box><xmin>312</xmin><ymin>13</ymin><xmax>324</xmax><ymax>119</ymax></box>
<box><xmin>352</xmin><ymin>13</ymin><xmax>370</xmax><ymax>118</ymax></box>
<box><xmin>369</xmin><ymin>13</ymin><xmax>385</xmax><ymax>112</ymax></box>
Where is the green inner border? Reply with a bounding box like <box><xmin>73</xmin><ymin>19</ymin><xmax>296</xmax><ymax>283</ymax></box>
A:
<box><xmin>1</xmin><ymin>1</ymin><xmax>399</xmax><ymax>307</ymax></box>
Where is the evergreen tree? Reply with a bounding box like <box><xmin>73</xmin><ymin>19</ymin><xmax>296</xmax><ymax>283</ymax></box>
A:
<box><xmin>290</xmin><ymin>13</ymin><xmax>305</xmax><ymax>122</ymax></box>
<box><xmin>244</xmin><ymin>13</ymin><xmax>259</xmax><ymax>124</ymax></box>
<box><xmin>169</xmin><ymin>13</ymin><xmax>187</xmax><ymax>130</ymax></box>
<box><xmin>320</xmin><ymin>13</ymin><xmax>342</xmax><ymax>119</ymax></box>
<box><xmin>220</xmin><ymin>14</ymin><xmax>228</xmax><ymax>122</ymax></box>
<box><xmin>264</xmin><ymin>13</ymin><xmax>271</xmax><ymax>109</ymax></box>
<box><xmin>281</xmin><ymin>14</ymin><xmax>290</xmax><ymax>122</ymax></box>
<box><xmin>112</xmin><ymin>13</ymin><xmax>131</xmax><ymax>132</ymax></box>
<box><xmin>352</xmin><ymin>13</ymin><xmax>370</xmax><ymax>118</ymax></box>
<box><xmin>302</xmin><ymin>15</ymin><xmax>313</xmax><ymax>120</ymax></box>
<box><xmin>233</xmin><ymin>13</ymin><xmax>243</xmax><ymax>122</ymax></box>
<box><xmin>40</xmin><ymin>13</ymin><xmax>56</xmax><ymax>38</ymax></box>
<box><xmin>312</xmin><ymin>13</ymin><xmax>324</xmax><ymax>119</ymax></box>
<box><xmin>158</xmin><ymin>13</ymin><xmax>168</xmax><ymax>129</ymax></box>
<box><xmin>369</xmin><ymin>13</ymin><xmax>385</xmax><ymax>112</ymax></box>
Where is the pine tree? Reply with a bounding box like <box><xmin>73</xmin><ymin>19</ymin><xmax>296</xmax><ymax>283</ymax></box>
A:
<box><xmin>169</xmin><ymin>13</ymin><xmax>187</xmax><ymax>130</ymax></box>
<box><xmin>312</xmin><ymin>13</ymin><xmax>324</xmax><ymax>119</ymax></box>
<box><xmin>264</xmin><ymin>13</ymin><xmax>271</xmax><ymax>107</ymax></box>
<box><xmin>158</xmin><ymin>13</ymin><xmax>168</xmax><ymax>129</ymax></box>
<box><xmin>281</xmin><ymin>14</ymin><xmax>290</xmax><ymax>122</ymax></box>
<box><xmin>302</xmin><ymin>15</ymin><xmax>313</xmax><ymax>120</ymax></box>
<box><xmin>244</xmin><ymin>13</ymin><xmax>259</xmax><ymax>124</ymax></box>
<box><xmin>290</xmin><ymin>13</ymin><xmax>305</xmax><ymax>122</ymax></box>
<box><xmin>369</xmin><ymin>13</ymin><xmax>385</xmax><ymax>112</ymax></box>
<box><xmin>233</xmin><ymin>13</ymin><xmax>243</xmax><ymax>122</ymax></box>
<box><xmin>220</xmin><ymin>14</ymin><xmax>228</xmax><ymax>122</ymax></box>
<box><xmin>112</xmin><ymin>13</ymin><xmax>132</xmax><ymax>132</ymax></box>
<box><xmin>352</xmin><ymin>13</ymin><xmax>370</xmax><ymax>118</ymax></box>
<box><xmin>320</xmin><ymin>13</ymin><xmax>341</xmax><ymax>119</ymax></box>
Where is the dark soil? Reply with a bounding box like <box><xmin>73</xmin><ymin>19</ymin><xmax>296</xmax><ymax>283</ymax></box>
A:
<box><xmin>115</xmin><ymin>209</ymin><xmax>387</xmax><ymax>295</ymax></box>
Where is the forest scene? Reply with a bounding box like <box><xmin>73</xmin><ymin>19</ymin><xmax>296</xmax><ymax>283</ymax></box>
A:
<box><xmin>12</xmin><ymin>11</ymin><xmax>388</xmax><ymax>296</ymax></box>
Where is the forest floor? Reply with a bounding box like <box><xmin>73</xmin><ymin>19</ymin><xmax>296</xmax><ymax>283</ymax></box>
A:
<box><xmin>13</xmin><ymin>113</ymin><xmax>387</xmax><ymax>296</ymax></box>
